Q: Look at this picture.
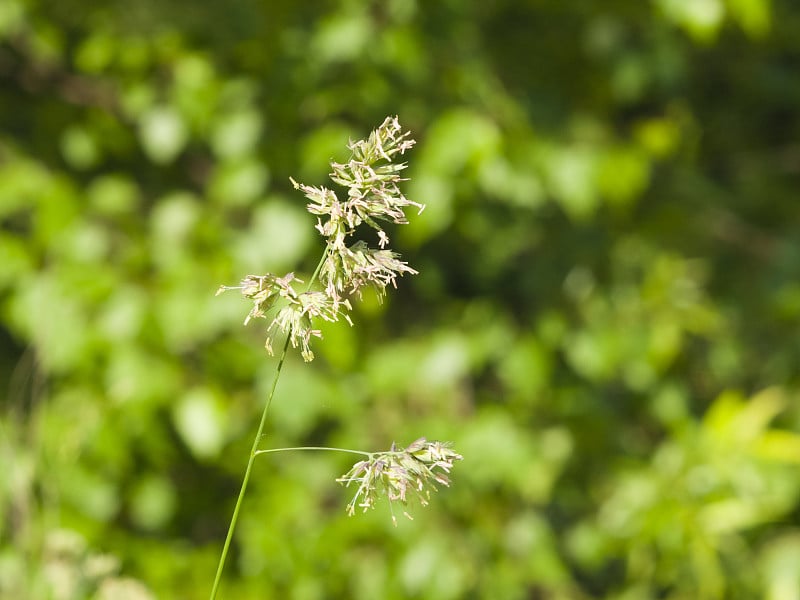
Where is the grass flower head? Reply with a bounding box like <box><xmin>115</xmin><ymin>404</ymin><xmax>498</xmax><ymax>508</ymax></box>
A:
<box><xmin>220</xmin><ymin>116</ymin><xmax>423</xmax><ymax>361</ymax></box>
<box><xmin>337</xmin><ymin>438</ymin><xmax>464</xmax><ymax>525</ymax></box>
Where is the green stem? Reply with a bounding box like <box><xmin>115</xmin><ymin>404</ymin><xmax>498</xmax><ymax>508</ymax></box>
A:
<box><xmin>254</xmin><ymin>446</ymin><xmax>371</xmax><ymax>457</ymax></box>
<box><xmin>208</xmin><ymin>335</ymin><xmax>290</xmax><ymax>600</ymax></box>
<box><xmin>306</xmin><ymin>244</ymin><xmax>330</xmax><ymax>292</ymax></box>
<box><xmin>209</xmin><ymin>247</ymin><xmax>331</xmax><ymax>600</ymax></box>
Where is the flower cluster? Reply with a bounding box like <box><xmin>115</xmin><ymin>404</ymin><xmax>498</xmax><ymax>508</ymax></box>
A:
<box><xmin>337</xmin><ymin>438</ymin><xmax>463</xmax><ymax>525</ymax></box>
<box><xmin>292</xmin><ymin>115</ymin><xmax>423</xmax><ymax>303</ymax></box>
<box><xmin>218</xmin><ymin>116</ymin><xmax>422</xmax><ymax>361</ymax></box>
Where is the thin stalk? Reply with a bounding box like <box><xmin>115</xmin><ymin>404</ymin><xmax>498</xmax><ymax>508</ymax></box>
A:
<box><xmin>208</xmin><ymin>335</ymin><xmax>289</xmax><ymax>600</ymax></box>
<box><xmin>306</xmin><ymin>244</ymin><xmax>330</xmax><ymax>292</ymax></box>
<box><xmin>254</xmin><ymin>446</ymin><xmax>371</xmax><ymax>457</ymax></box>
<box><xmin>209</xmin><ymin>247</ymin><xmax>330</xmax><ymax>600</ymax></box>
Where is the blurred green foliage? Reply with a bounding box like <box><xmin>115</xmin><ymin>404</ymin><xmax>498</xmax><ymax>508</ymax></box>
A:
<box><xmin>2</xmin><ymin>0</ymin><xmax>800</xmax><ymax>598</ymax></box>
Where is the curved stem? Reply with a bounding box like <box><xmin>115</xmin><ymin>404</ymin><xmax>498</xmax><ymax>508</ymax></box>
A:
<box><xmin>209</xmin><ymin>335</ymin><xmax>290</xmax><ymax>600</ymax></box>
<box><xmin>209</xmin><ymin>245</ymin><xmax>332</xmax><ymax>600</ymax></box>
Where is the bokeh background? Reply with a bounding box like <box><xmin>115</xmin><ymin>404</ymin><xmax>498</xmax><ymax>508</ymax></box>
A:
<box><xmin>3</xmin><ymin>0</ymin><xmax>800</xmax><ymax>598</ymax></box>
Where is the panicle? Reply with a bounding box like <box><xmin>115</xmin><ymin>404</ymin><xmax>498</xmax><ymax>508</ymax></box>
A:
<box><xmin>337</xmin><ymin>438</ymin><xmax>463</xmax><ymax>524</ymax></box>
<box><xmin>219</xmin><ymin>117</ymin><xmax>422</xmax><ymax>362</ymax></box>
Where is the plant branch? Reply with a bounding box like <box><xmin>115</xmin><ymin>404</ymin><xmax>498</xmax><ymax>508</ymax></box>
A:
<box><xmin>209</xmin><ymin>247</ymin><xmax>331</xmax><ymax>600</ymax></box>
<box><xmin>208</xmin><ymin>118</ymin><xmax>451</xmax><ymax>596</ymax></box>
<box><xmin>208</xmin><ymin>334</ymin><xmax>290</xmax><ymax>600</ymax></box>
<box><xmin>255</xmin><ymin>446</ymin><xmax>371</xmax><ymax>457</ymax></box>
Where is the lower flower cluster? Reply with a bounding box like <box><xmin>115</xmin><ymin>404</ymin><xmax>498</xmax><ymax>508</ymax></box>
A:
<box><xmin>337</xmin><ymin>438</ymin><xmax>464</xmax><ymax>525</ymax></box>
